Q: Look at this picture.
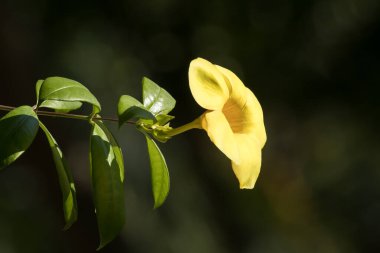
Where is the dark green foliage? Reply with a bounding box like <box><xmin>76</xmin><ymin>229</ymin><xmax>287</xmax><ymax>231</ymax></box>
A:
<box><xmin>0</xmin><ymin>106</ymin><xmax>39</xmax><ymax>169</ymax></box>
<box><xmin>90</xmin><ymin>121</ymin><xmax>125</xmax><ymax>250</ymax></box>
<box><xmin>145</xmin><ymin>136</ymin><xmax>170</xmax><ymax>209</ymax></box>
<box><xmin>39</xmin><ymin>122</ymin><xmax>78</xmax><ymax>230</ymax></box>
<box><xmin>0</xmin><ymin>75</ymin><xmax>176</xmax><ymax>249</ymax></box>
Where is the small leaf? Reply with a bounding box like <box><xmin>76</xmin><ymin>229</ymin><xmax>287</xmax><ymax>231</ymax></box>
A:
<box><xmin>151</xmin><ymin>126</ymin><xmax>172</xmax><ymax>143</ymax></box>
<box><xmin>39</xmin><ymin>100</ymin><xmax>83</xmax><ymax>113</ymax></box>
<box><xmin>156</xmin><ymin>114</ymin><xmax>175</xmax><ymax>125</ymax></box>
<box><xmin>145</xmin><ymin>136</ymin><xmax>170</xmax><ymax>208</ymax></box>
<box><xmin>137</xmin><ymin>118</ymin><xmax>156</xmax><ymax>125</ymax></box>
<box><xmin>35</xmin><ymin>79</ymin><xmax>44</xmax><ymax>105</ymax></box>
<box><xmin>0</xmin><ymin>106</ymin><xmax>39</xmax><ymax>169</ymax></box>
<box><xmin>142</xmin><ymin>77</ymin><xmax>176</xmax><ymax>116</ymax></box>
<box><xmin>39</xmin><ymin>121</ymin><xmax>78</xmax><ymax>230</ymax></box>
<box><xmin>39</xmin><ymin>77</ymin><xmax>101</xmax><ymax>113</ymax></box>
<box><xmin>90</xmin><ymin>121</ymin><xmax>125</xmax><ymax>249</ymax></box>
<box><xmin>118</xmin><ymin>95</ymin><xmax>155</xmax><ymax>126</ymax></box>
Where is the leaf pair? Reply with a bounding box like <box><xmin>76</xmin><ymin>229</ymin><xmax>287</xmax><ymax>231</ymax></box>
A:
<box><xmin>118</xmin><ymin>77</ymin><xmax>174</xmax><ymax>208</ymax></box>
<box><xmin>118</xmin><ymin>77</ymin><xmax>175</xmax><ymax>125</ymax></box>
<box><xmin>36</xmin><ymin>77</ymin><xmax>101</xmax><ymax>114</ymax></box>
<box><xmin>0</xmin><ymin>106</ymin><xmax>77</xmax><ymax>229</ymax></box>
<box><xmin>35</xmin><ymin>77</ymin><xmax>104</xmax><ymax>230</ymax></box>
<box><xmin>36</xmin><ymin>77</ymin><xmax>126</xmax><ymax>248</ymax></box>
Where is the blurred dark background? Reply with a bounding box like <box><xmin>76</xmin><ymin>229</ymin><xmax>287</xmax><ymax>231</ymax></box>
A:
<box><xmin>1</xmin><ymin>0</ymin><xmax>379</xmax><ymax>252</ymax></box>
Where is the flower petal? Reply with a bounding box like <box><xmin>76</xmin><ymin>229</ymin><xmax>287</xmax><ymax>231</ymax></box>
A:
<box><xmin>189</xmin><ymin>58</ymin><xmax>230</xmax><ymax>110</ymax></box>
<box><xmin>202</xmin><ymin>110</ymin><xmax>240</xmax><ymax>164</ymax></box>
<box><xmin>231</xmin><ymin>134</ymin><xmax>262</xmax><ymax>189</ymax></box>
<box><xmin>216</xmin><ymin>65</ymin><xmax>266</xmax><ymax>148</ymax></box>
<box><xmin>215</xmin><ymin>65</ymin><xmax>247</xmax><ymax>107</ymax></box>
<box><xmin>242</xmin><ymin>88</ymin><xmax>267</xmax><ymax>148</ymax></box>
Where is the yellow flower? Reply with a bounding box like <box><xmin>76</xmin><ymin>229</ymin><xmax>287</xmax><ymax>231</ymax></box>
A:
<box><xmin>188</xmin><ymin>58</ymin><xmax>266</xmax><ymax>189</ymax></box>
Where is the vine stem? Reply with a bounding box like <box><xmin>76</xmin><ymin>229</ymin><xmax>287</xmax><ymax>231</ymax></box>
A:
<box><xmin>0</xmin><ymin>104</ymin><xmax>132</xmax><ymax>124</ymax></box>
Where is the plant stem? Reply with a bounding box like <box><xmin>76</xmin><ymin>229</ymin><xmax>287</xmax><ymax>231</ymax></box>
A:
<box><xmin>166</xmin><ymin>116</ymin><xmax>203</xmax><ymax>137</ymax></box>
<box><xmin>35</xmin><ymin>110</ymin><xmax>92</xmax><ymax>121</ymax></box>
<box><xmin>0</xmin><ymin>105</ymin><xmax>16</xmax><ymax>111</ymax></box>
<box><xmin>0</xmin><ymin>104</ymin><xmax>128</xmax><ymax>124</ymax></box>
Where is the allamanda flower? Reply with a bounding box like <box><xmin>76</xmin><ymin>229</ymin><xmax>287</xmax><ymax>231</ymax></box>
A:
<box><xmin>168</xmin><ymin>58</ymin><xmax>266</xmax><ymax>189</ymax></box>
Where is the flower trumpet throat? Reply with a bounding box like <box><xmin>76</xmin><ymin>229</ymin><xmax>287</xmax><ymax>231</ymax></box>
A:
<box><xmin>188</xmin><ymin>58</ymin><xmax>267</xmax><ymax>189</ymax></box>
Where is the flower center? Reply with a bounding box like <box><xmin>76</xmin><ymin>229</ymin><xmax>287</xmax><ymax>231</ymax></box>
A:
<box><xmin>222</xmin><ymin>98</ymin><xmax>245</xmax><ymax>133</ymax></box>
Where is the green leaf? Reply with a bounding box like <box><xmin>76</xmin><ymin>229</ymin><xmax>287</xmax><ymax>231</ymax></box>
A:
<box><xmin>90</xmin><ymin>121</ymin><xmax>125</xmax><ymax>249</ymax></box>
<box><xmin>142</xmin><ymin>77</ymin><xmax>176</xmax><ymax>116</ymax></box>
<box><xmin>38</xmin><ymin>77</ymin><xmax>101</xmax><ymax>113</ymax></box>
<box><xmin>118</xmin><ymin>95</ymin><xmax>155</xmax><ymax>126</ymax></box>
<box><xmin>39</xmin><ymin>100</ymin><xmax>83</xmax><ymax>113</ymax></box>
<box><xmin>151</xmin><ymin>127</ymin><xmax>172</xmax><ymax>143</ymax></box>
<box><xmin>39</xmin><ymin>122</ymin><xmax>78</xmax><ymax>230</ymax></box>
<box><xmin>36</xmin><ymin>79</ymin><xmax>82</xmax><ymax>112</ymax></box>
<box><xmin>156</xmin><ymin>114</ymin><xmax>175</xmax><ymax>125</ymax></box>
<box><xmin>145</xmin><ymin>136</ymin><xmax>170</xmax><ymax>208</ymax></box>
<box><xmin>35</xmin><ymin>79</ymin><xmax>44</xmax><ymax>105</ymax></box>
<box><xmin>0</xmin><ymin>106</ymin><xmax>39</xmax><ymax>169</ymax></box>
<box><xmin>95</xmin><ymin>121</ymin><xmax>125</xmax><ymax>182</ymax></box>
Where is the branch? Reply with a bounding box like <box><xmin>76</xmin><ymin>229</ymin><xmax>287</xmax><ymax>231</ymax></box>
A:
<box><xmin>0</xmin><ymin>104</ymin><xmax>131</xmax><ymax>124</ymax></box>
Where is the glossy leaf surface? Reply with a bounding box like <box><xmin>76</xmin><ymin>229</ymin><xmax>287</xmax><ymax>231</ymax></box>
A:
<box><xmin>142</xmin><ymin>77</ymin><xmax>176</xmax><ymax>116</ymax></box>
<box><xmin>118</xmin><ymin>95</ymin><xmax>155</xmax><ymax>126</ymax></box>
<box><xmin>95</xmin><ymin>121</ymin><xmax>125</xmax><ymax>182</ymax></box>
<box><xmin>0</xmin><ymin>106</ymin><xmax>39</xmax><ymax>169</ymax></box>
<box><xmin>38</xmin><ymin>76</ymin><xmax>101</xmax><ymax>113</ymax></box>
<box><xmin>145</xmin><ymin>136</ymin><xmax>170</xmax><ymax>208</ymax></box>
<box><xmin>39</xmin><ymin>122</ymin><xmax>78</xmax><ymax>229</ymax></box>
<box><xmin>90</xmin><ymin>121</ymin><xmax>125</xmax><ymax>249</ymax></box>
<box><xmin>39</xmin><ymin>100</ymin><xmax>83</xmax><ymax>113</ymax></box>
<box><xmin>35</xmin><ymin>79</ymin><xmax>44</xmax><ymax>105</ymax></box>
